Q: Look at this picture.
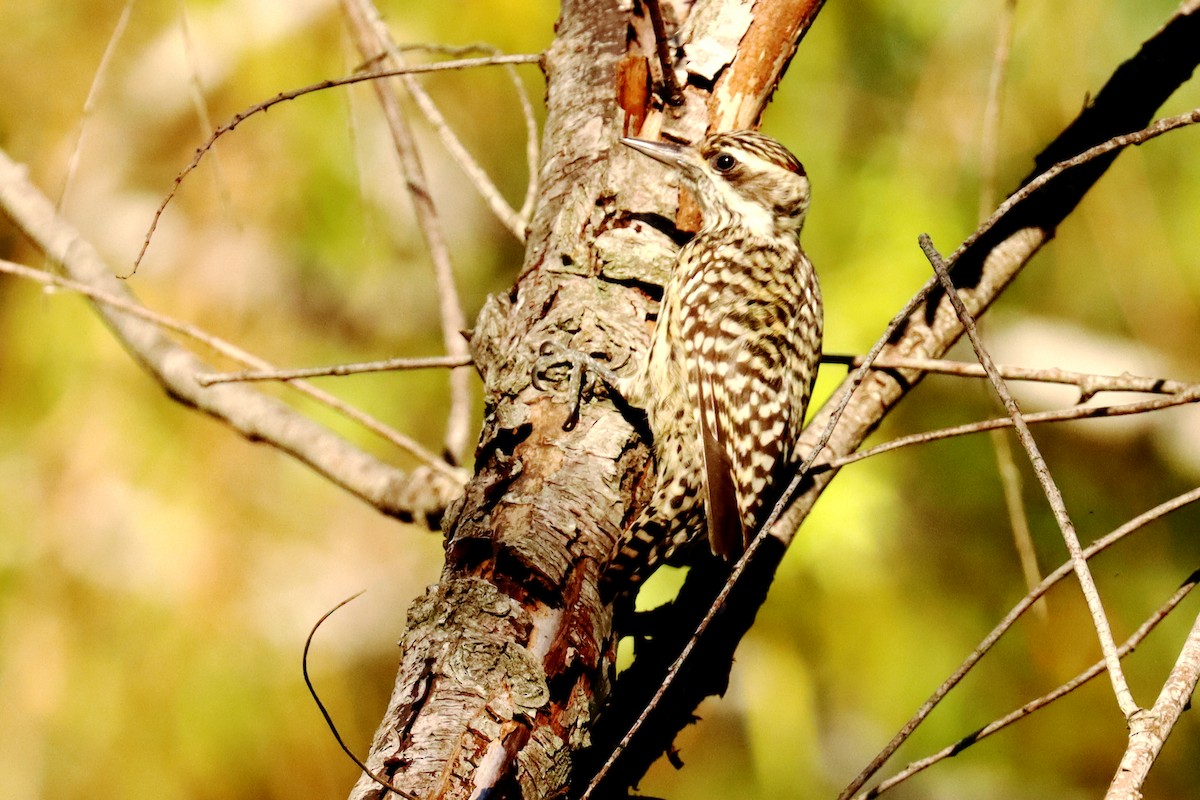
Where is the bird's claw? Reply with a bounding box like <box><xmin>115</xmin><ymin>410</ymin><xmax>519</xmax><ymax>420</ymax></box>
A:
<box><xmin>530</xmin><ymin>340</ymin><xmax>571</xmax><ymax>391</ymax></box>
<box><xmin>531</xmin><ymin>340</ymin><xmax>621</xmax><ymax>431</ymax></box>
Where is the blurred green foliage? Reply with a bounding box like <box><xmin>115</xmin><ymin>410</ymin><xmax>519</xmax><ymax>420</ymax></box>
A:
<box><xmin>1</xmin><ymin>1</ymin><xmax>1199</xmax><ymax>799</ymax></box>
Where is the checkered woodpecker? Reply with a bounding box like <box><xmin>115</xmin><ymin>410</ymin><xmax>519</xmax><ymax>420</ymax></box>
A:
<box><xmin>603</xmin><ymin>130</ymin><xmax>823</xmax><ymax>597</ymax></box>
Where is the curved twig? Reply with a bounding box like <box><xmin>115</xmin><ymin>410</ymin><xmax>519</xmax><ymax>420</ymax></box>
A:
<box><xmin>303</xmin><ymin>592</ymin><xmax>421</xmax><ymax>800</ymax></box>
<box><xmin>130</xmin><ymin>51</ymin><xmax>540</xmax><ymax>274</ymax></box>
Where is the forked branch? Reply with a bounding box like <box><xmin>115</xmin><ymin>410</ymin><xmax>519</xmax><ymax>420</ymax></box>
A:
<box><xmin>1105</xmin><ymin>608</ymin><xmax>1200</xmax><ymax>799</ymax></box>
<box><xmin>858</xmin><ymin>569</ymin><xmax>1200</xmax><ymax>799</ymax></box>
<box><xmin>0</xmin><ymin>152</ymin><xmax>466</xmax><ymax>527</ymax></box>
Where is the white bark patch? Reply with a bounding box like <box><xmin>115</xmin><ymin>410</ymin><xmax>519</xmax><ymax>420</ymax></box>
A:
<box><xmin>679</xmin><ymin>0</ymin><xmax>755</xmax><ymax>82</ymax></box>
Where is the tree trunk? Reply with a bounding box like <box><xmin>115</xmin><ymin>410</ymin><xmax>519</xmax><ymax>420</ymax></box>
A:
<box><xmin>347</xmin><ymin>1</ymin><xmax>821</xmax><ymax>797</ymax></box>
<box><xmin>347</xmin><ymin>2</ymin><xmax>1200</xmax><ymax>798</ymax></box>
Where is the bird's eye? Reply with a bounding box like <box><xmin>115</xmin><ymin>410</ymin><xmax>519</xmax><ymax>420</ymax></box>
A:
<box><xmin>713</xmin><ymin>153</ymin><xmax>737</xmax><ymax>172</ymax></box>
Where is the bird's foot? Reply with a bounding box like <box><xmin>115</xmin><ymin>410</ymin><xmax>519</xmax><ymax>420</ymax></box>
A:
<box><xmin>532</xmin><ymin>340</ymin><xmax>623</xmax><ymax>431</ymax></box>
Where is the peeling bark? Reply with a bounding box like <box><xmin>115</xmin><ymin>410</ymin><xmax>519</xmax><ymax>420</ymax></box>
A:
<box><xmin>349</xmin><ymin>2</ymin><xmax>640</xmax><ymax>797</ymax></box>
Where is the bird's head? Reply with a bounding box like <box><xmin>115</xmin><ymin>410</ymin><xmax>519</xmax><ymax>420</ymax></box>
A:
<box><xmin>621</xmin><ymin>130</ymin><xmax>810</xmax><ymax>239</ymax></box>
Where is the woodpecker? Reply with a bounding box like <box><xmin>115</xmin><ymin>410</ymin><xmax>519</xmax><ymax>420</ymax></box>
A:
<box><xmin>602</xmin><ymin>130</ymin><xmax>823</xmax><ymax>597</ymax></box>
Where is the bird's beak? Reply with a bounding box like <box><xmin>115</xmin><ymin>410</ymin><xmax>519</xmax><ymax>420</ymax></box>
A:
<box><xmin>620</xmin><ymin>137</ymin><xmax>687</xmax><ymax>167</ymax></box>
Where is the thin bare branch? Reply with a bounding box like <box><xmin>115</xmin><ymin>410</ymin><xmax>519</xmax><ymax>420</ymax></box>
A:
<box><xmin>131</xmin><ymin>50</ymin><xmax>540</xmax><ymax>273</ymax></box>
<box><xmin>341</xmin><ymin>0</ymin><xmax>474</xmax><ymax>465</ymax></box>
<box><xmin>644</xmin><ymin>0</ymin><xmax>684</xmax><ymax>106</ymax></box>
<box><xmin>0</xmin><ymin>258</ymin><xmax>454</xmax><ymax>469</ymax></box>
<box><xmin>921</xmin><ymin>234</ymin><xmax>1138</xmax><ymax>717</ymax></box>
<box><xmin>823</xmin><ymin>352</ymin><xmax>1196</xmax><ymax>399</ymax></box>
<box><xmin>58</xmin><ymin>1</ymin><xmax>134</xmax><ymax>214</ymax></box>
<box><xmin>859</xmin><ymin>571</ymin><xmax>1200</xmax><ymax>800</ymax></box>
<box><xmin>514</xmin><ymin>63</ymin><xmax>540</xmax><ymax>225</ymax></box>
<box><xmin>395</xmin><ymin>43</ymin><xmax>532</xmax><ymax>241</ymax></box>
<box><xmin>383</xmin><ymin>42</ymin><xmax>539</xmax><ymax>224</ymax></box>
<box><xmin>978</xmin><ymin>0</ymin><xmax>1018</xmax><ymax>217</ymax></box>
<box><xmin>371</xmin><ymin>52</ymin><xmax>522</xmax><ymax>239</ymax></box>
<box><xmin>0</xmin><ymin>259</ymin><xmax>260</xmax><ymax>360</ymax></box>
<box><xmin>199</xmin><ymin>354</ymin><xmax>475</xmax><ymax>385</ymax></box>
<box><xmin>977</xmin><ymin>0</ymin><xmax>1040</xmax><ymax>618</ymax></box>
<box><xmin>1105</xmin><ymin>609</ymin><xmax>1200</xmax><ymax>799</ymax></box>
<box><xmin>841</xmin><ymin>488</ymin><xmax>1200</xmax><ymax>799</ymax></box>
<box><xmin>952</xmin><ymin>106</ymin><xmax>1200</xmax><ymax>268</ymax></box>
<box><xmin>823</xmin><ymin>388</ymin><xmax>1200</xmax><ymax>471</ymax></box>
<box><xmin>992</xmin><ymin>426</ymin><xmax>1046</xmax><ymax>620</ymax></box>
<box><xmin>178</xmin><ymin>0</ymin><xmax>235</xmax><ymax>222</ymax></box>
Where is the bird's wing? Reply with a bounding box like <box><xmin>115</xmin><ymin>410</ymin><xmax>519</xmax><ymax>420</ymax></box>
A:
<box><xmin>691</xmin><ymin>313</ymin><xmax>797</xmax><ymax>559</ymax></box>
<box><xmin>697</xmin><ymin>373</ymin><xmax>742</xmax><ymax>558</ymax></box>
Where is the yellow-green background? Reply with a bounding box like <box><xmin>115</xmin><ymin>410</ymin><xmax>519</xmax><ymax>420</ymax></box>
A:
<box><xmin>2</xmin><ymin>1</ymin><xmax>1199</xmax><ymax>798</ymax></box>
